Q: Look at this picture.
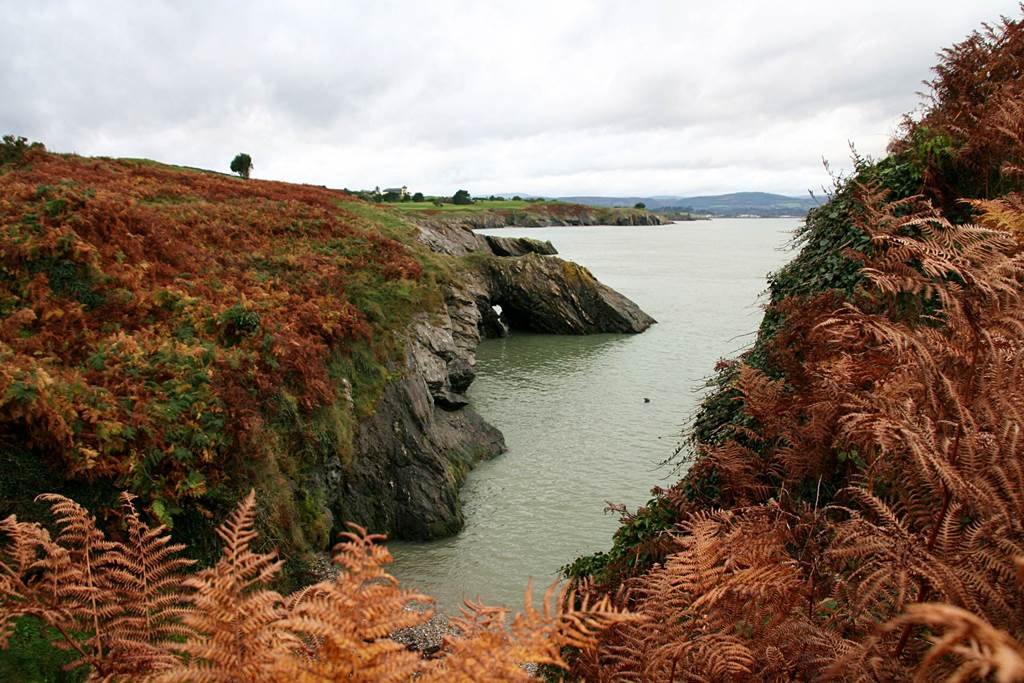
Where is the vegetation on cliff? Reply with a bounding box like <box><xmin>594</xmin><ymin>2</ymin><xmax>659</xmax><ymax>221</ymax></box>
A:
<box><xmin>1</xmin><ymin>490</ymin><xmax>631</xmax><ymax>681</ymax></box>
<box><xmin>566</xmin><ymin>10</ymin><xmax>1024</xmax><ymax>680</ymax></box>
<box><xmin>0</xmin><ymin>142</ymin><xmax>459</xmax><ymax>565</ymax></box>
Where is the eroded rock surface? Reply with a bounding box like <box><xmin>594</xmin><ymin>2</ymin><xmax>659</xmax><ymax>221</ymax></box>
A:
<box><xmin>324</xmin><ymin>292</ymin><xmax>505</xmax><ymax>540</ymax></box>
<box><xmin>484</xmin><ymin>234</ymin><xmax>558</xmax><ymax>257</ymax></box>
<box><xmin>483</xmin><ymin>254</ymin><xmax>656</xmax><ymax>334</ymax></box>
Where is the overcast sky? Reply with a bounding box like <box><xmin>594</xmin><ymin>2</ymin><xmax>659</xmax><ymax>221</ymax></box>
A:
<box><xmin>2</xmin><ymin>1</ymin><xmax>1020</xmax><ymax>197</ymax></box>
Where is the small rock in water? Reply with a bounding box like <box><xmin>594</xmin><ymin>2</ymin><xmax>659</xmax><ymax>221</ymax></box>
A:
<box><xmin>643</xmin><ymin>397</ymin><xmax>651</xmax><ymax>403</ymax></box>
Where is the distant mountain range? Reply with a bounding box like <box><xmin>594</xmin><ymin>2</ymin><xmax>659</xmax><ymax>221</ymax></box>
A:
<box><xmin>555</xmin><ymin>192</ymin><xmax>821</xmax><ymax>217</ymax></box>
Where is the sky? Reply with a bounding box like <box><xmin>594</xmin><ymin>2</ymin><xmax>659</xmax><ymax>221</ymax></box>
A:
<box><xmin>2</xmin><ymin>1</ymin><xmax>1021</xmax><ymax>197</ymax></box>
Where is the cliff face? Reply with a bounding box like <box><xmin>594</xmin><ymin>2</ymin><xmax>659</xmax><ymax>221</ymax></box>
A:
<box><xmin>0</xmin><ymin>147</ymin><xmax>657</xmax><ymax>563</ymax></box>
<box><xmin>326</xmin><ymin>304</ymin><xmax>506</xmax><ymax>540</ymax></box>
<box><xmin>332</xmin><ymin>266</ymin><xmax>503</xmax><ymax>540</ymax></box>
<box><xmin>325</xmin><ymin>218</ymin><xmax>654</xmax><ymax>541</ymax></box>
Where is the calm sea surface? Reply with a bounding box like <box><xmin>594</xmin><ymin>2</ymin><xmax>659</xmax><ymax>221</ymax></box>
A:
<box><xmin>389</xmin><ymin>219</ymin><xmax>799</xmax><ymax>612</ymax></box>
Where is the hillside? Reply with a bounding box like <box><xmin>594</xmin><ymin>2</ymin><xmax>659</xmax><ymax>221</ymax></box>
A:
<box><xmin>561</xmin><ymin>191</ymin><xmax>820</xmax><ymax>216</ymax></box>
<box><xmin>0</xmin><ymin>139</ymin><xmax>661</xmax><ymax>681</ymax></box>
<box><xmin>566</xmin><ymin>11</ymin><xmax>1024</xmax><ymax>680</ymax></box>
<box><xmin>0</xmin><ymin>145</ymin><xmax>460</xmax><ymax>560</ymax></box>
<box><xmin>0</xmin><ymin>141</ymin><xmax>654</xmax><ymax>577</ymax></box>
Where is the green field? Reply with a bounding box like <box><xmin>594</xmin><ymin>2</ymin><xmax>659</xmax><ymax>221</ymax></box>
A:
<box><xmin>390</xmin><ymin>199</ymin><xmax>560</xmax><ymax>212</ymax></box>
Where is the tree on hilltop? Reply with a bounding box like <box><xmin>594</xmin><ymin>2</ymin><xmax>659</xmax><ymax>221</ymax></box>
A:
<box><xmin>1</xmin><ymin>134</ymin><xmax>45</xmax><ymax>167</ymax></box>
<box><xmin>230</xmin><ymin>153</ymin><xmax>253</xmax><ymax>179</ymax></box>
<box><xmin>452</xmin><ymin>189</ymin><xmax>473</xmax><ymax>205</ymax></box>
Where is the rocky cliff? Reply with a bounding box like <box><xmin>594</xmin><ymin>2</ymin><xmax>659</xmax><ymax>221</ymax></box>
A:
<box><xmin>326</xmin><ymin>218</ymin><xmax>655</xmax><ymax>541</ymax></box>
<box><xmin>483</xmin><ymin>255</ymin><xmax>655</xmax><ymax>334</ymax></box>
<box><xmin>0</xmin><ymin>146</ymin><xmax>657</xmax><ymax>565</ymax></box>
<box><xmin>483</xmin><ymin>234</ymin><xmax>558</xmax><ymax>257</ymax></box>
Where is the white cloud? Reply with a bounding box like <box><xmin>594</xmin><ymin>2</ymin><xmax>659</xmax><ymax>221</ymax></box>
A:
<box><xmin>1</xmin><ymin>0</ymin><xmax>1019</xmax><ymax>195</ymax></box>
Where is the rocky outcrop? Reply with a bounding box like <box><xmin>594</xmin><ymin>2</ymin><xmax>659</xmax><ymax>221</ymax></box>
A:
<box><xmin>484</xmin><ymin>234</ymin><xmax>558</xmax><ymax>257</ymax></box>
<box><xmin>324</xmin><ymin>219</ymin><xmax>653</xmax><ymax>541</ymax></box>
<box><xmin>600</xmin><ymin>211</ymin><xmax>667</xmax><ymax>226</ymax></box>
<box><xmin>414</xmin><ymin>216</ymin><xmax>490</xmax><ymax>256</ymax></box>
<box><xmin>483</xmin><ymin>254</ymin><xmax>656</xmax><ymax>334</ymax></box>
<box><xmin>414</xmin><ymin>219</ymin><xmax>654</xmax><ymax>335</ymax></box>
<box><xmin>324</xmin><ymin>276</ymin><xmax>505</xmax><ymax>540</ymax></box>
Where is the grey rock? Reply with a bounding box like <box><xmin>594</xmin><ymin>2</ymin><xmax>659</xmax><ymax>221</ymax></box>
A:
<box><xmin>391</xmin><ymin>609</ymin><xmax>454</xmax><ymax>654</ymax></box>
<box><xmin>483</xmin><ymin>254</ymin><xmax>656</xmax><ymax>335</ymax></box>
<box><xmin>435</xmin><ymin>390</ymin><xmax>470</xmax><ymax>411</ymax></box>
<box><xmin>323</xmin><ymin>342</ymin><xmax>505</xmax><ymax>540</ymax></box>
<box><xmin>414</xmin><ymin>218</ymin><xmax>490</xmax><ymax>256</ymax></box>
<box><xmin>484</xmin><ymin>234</ymin><xmax>558</xmax><ymax>257</ymax></box>
<box><xmin>447</xmin><ymin>358</ymin><xmax>475</xmax><ymax>394</ymax></box>
<box><xmin>315</xmin><ymin>283</ymin><xmax>505</xmax><ymax>541</ymax></box>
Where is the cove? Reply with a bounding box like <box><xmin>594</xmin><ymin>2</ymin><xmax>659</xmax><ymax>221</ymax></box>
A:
<box><xmin>389</xmin><ymin>218</ymin><xmax>799</xmax><ymax>612</ymax></box>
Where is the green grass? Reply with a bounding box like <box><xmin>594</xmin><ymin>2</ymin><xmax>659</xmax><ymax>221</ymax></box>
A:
<box><xmin>389</xmin><ymin>199</ymin><xmax>561</xmax><ymax>212</ymax></box>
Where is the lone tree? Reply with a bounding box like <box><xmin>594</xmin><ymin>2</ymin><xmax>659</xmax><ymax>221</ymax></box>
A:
<box><xmin>634</xmin><ymin>201</ymin><xmax>646</xmax><ymax>209</ymax></box>
<box><xmin>230</xmin><ymin>153</ymin><xmax>253</xmax><ymax>179</ymax></box>
<box><xmin>1</xmin><ymin>134</ymin><xmax>45</xmax><ymax>166</ymax></box>
<box><xmin>452</xmin><ymin>189</ymin><xmax>473</xmax><ymax>205</ymax></box>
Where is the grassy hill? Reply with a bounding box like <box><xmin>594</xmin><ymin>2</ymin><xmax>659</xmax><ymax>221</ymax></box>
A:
<box><xmin>392</xmin><ymin>197</ymin><xmax>666</xmax><ymax>226</ymax></box>
<box><xmin>0</xmin><ymin>141</ymin><xmax>459</xmax><ymax>564</ymax></box>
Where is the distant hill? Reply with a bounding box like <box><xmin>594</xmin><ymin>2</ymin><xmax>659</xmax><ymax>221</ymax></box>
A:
<box><xmin>558</xmin><ymin>192</ymin><xmax>820</xmax><ymax>217</ymax></box>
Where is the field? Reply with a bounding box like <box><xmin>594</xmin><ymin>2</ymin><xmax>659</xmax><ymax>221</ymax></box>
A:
<box><xmin>389</xmin><ymin>199</ymin><xmax>560</xmax><ymax>212</ymax></box>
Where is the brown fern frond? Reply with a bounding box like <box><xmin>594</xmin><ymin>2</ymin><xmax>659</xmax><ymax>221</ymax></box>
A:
<box><xmin>881</xmin><ymin>602</ymin><xmax>1024</xmax><ymax>682</ymax></box>
<box><xmin>154</xmin><ymin>489</ymin><xmax>289</xmax><ymax>682</ymax></box>
<box><xmin>0</xmin><ymin>514</ymin><xmax>62</xmax><ymax>648</ymax></box>
<box><xmin>267</xmin><ymin>524</ymin><xmax>429</xmax><ymax>682</ymax></box>
<box><xmin>6</xmin><ymin>489</ymin><xmax>634</xmax><ymax>681</ymax></box>
<box><xmin>103</xmin><ymin>492</ymin><xmax>196</xmax><ymax>671</ymax></box>
<box><xmin>421</xmin><ymin>581</ymin><xmax>635</xmax><ymax>682</ymax></box>
<box><xmin>34</xmin><ymin>493</ymin><xmax>125</xmax><ymax>670</ymax></box>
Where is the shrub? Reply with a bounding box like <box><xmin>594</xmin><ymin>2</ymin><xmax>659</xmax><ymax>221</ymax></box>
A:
<box><xmin>217</xmin><ymin>304</ymin><xmax>261</xmax><ymax>345</ymax></box>
<box><xmin>572</xmin><ymin>12</ymin><xmax>1024</xmax><ymax>680</ymax></box>
<box><xmin>0</xmin><ymin>135</ymin><xmax>44</xmax><ymax>167</ymax></box>
<box><xmin>0</xmin><ymin>491</ymin><xmax>633</xmax><ymax>680</ymax></box>
<box><xmin>229</xmin><ymin>153</ymin><xmax>253</xmax><ymax>179</ymax></box>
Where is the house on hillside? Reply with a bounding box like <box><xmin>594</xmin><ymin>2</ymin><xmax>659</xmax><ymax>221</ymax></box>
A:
<box><xmin>382</xmin><ymin>185</ymin><xmax>408</xmax><ymax>200</ymax></box>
